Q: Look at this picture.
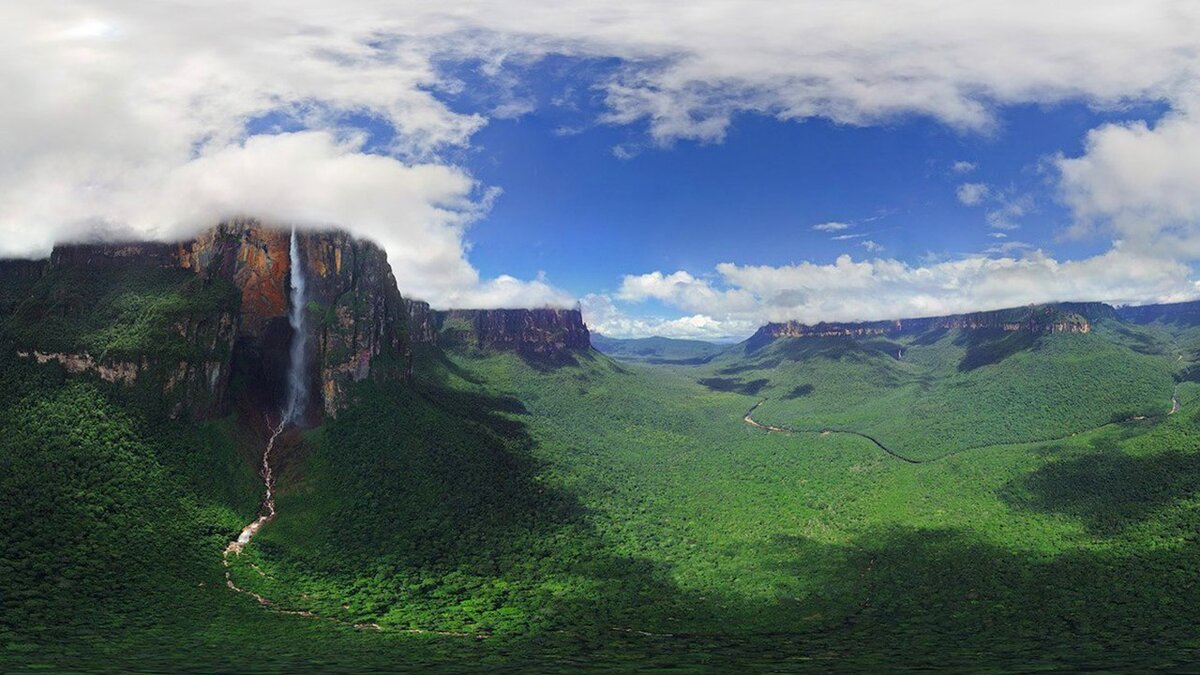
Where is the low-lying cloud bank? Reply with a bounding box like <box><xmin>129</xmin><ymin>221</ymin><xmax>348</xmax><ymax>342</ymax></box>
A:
<box><xmin>588</xmin><ymin>246</ymin><xmax>1199</xmax><ymax>340</ymax></box>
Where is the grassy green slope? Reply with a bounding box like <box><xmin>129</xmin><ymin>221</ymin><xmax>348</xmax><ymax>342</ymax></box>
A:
<box><xmin>438</xmin><ymin>348</ymin><xmax>1200</xmax><ymax>667</ymax></box>
<box><xmin>4</xmin><ymin>265</ymin><xmax>240</xmax><ymax>362</ymax></box>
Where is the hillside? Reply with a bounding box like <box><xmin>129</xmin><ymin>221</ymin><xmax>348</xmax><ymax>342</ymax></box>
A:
<box><xmin>7</xmin><ymin>236</ymin><xmax>1200</xmax><ymax>671</ymax></box>
<box><xmin>691</xmin><ymin>303</ymin><xmax>1178</xmax><ymax>461</ymax></box>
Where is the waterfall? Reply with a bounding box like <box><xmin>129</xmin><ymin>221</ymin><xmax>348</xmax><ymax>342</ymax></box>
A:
<box><xmin>282</xmin><ymin>228</ymin><xmax>308</xmax><ymax>424</ymax></box>
<box><xmin>224</xmin><ymin>228</ymin><xmax>309</xmax><ymax>599</ymax></box>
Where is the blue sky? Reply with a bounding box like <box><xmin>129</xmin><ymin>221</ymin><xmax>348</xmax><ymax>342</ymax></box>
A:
<box><xmin>430</xmin><ymin>64</ymin><xmax>1177</xmax><ymax>336</ymax></box>
<box><xmin>8</xmin><ymin>3</ymin><xmax>1200</xmax><ymax>339</ymax></box>
<box><xmin>462</xmin><ymin>97</ymin><xmax>1152</xmax><ymax>292</ymax></box>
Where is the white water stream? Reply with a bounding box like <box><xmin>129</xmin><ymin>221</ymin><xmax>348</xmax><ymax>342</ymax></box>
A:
<box><xmin>223</xmin><ymin>229</ymin><xmax>309</xmax><ymax>601</ymax></box>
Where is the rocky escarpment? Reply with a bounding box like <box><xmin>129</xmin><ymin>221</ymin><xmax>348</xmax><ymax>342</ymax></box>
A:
<box><xmin>751</xmin><ymin>302</ymin><xmax>1105</xmax><ymax>344</ymax></box>
<box><xmin>173</xmin><ymin>221</ymin><xmax>413</xmax><ymax>419</ymax></box>
<box><xmin>406</xmin><ymin>304</ymin><xmax>591</xmax><ymax>355</ymax></box>
<box><xmin>2</xmin><ymin>221</ymin><xmax>594</xmax><ymax>420</ymax></box>
<box><xmin>3</xmin><ymin>242</ymin><xmax>241</xmax><ymax>419</ymax></box>
<box><xmin>1</xmin><ymin>221</ymin><xmax>411</xmax><ymax>420</ymax></box>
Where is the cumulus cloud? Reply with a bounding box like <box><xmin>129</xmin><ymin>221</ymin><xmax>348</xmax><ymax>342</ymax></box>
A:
<box><xmin>860</xmin><ymin>240</ymin><xmax>884</xmax><ymax>253</ymax></box>
<box><xmin>611</xmin><ymin>246</ymin><xmax>1198</xmax><ymax>337</ymax></box>
<box><xmin>952</xmin><ymin>161</ymin><xmax>977</xmax><ymax>174</ymax></box>
<box><xmin>1057</xmin><ymin>103</ymin><xmax>1200</xmax><ymax>256</ymax></box>
<box><xmin>956</xmin><ymin>183</ymin><xmax>990</xmax><ymax>206</ymax></box>
<box><xmin>985</xmin><ymin>193</ymin><xmax>1033</xmax><ymax>231</ymax></box>
<box><xmin>0</xmin><ymin>2</ymin><xmax>560</xmax><ymax>308</ymax></box>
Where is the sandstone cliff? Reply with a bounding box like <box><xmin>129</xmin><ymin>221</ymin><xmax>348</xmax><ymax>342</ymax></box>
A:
<box><xmin>750</xmin><ymin>302</ymin><xmax>1105</xmax><ymax>345</ymax></box>
<box><xmin>406</xmin><ymin>305</ymin><xmax>591</xmax><ymax>355</ymax></box>
<box><xmin>1</xmin><ymin>221</ymin><xmax>411</xmax><ymax>421</ymax></box>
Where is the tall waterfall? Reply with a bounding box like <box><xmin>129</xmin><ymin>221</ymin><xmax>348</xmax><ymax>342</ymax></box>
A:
<box><xmin>282</xmin><ymin>228</ymin><xmax>308</xmax><ymax>424</ymax></box>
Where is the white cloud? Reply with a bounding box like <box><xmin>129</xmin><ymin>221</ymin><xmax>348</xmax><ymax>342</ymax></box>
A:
<box><xmin>956</xmin><ymin>182</ymin><xmax>990</xmax><ymax>205</ymax></box>
<box><xmin>0</xmin><ymin>2</ymin><xmax>571</xmax><ymax>309</ymax></box>
<box><xmin>832</xmin><ymin>233</ymin><xmax>867</xmax><ymax>240</ymax></box>
<box><xmin>6</xmin><ymin>1</ymin><xmax>1200</xmax><ymax>313</ymax></box>
<box><xmin>813</xmin><ymin>221</ymin><xmax>852</xmax><ymax>232</ymax></box>
<box><xmin>952</xmin><ymin>161</ymin><xmax>977</xmax><ymax>173</ymax></box>
<box><xmin>580</xmin><ymin>294</ymin><xmax>755</xmax><ymax>340</ymax></box>
<box><xmin>1057</xmin><ymin>102</ymin><xmax>1200</xmax><ymax>257</ymax></box>
<box><xmin>986</xmin><ymin>193</ymin><xmax>1033</xmax><ymax>231</ymax></box>
<box><xmin>617</xmin><ymin>270</ymin><xmax>759</xmax><ymax>314</ymax></box>
<box><xmin>612</xmin><ymin>246</ymin><xmax>1198</xmax><ymax>337</ymax></box>
<box><xmin>861</xmin><ymin>240</ymin><xmax>884</xmax><ymax>253</ymax></box>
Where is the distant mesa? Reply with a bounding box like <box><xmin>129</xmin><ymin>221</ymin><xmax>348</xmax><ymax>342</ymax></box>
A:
<box><xmin>748</xmin><ymin>302</ymin><xmax>1115</xmax><ymax>349</ymax></box>
<box><xmin>405</xmin><ymin>301</ymin><xmax>590</xmax><ymax>355</ymax></box>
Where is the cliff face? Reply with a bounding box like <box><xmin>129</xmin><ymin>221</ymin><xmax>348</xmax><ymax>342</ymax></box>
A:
<box><xmin>181</xmin><ymin>222</ymin><xmax>412</xmax><ymax>420</ymax></box>
<box><xmin>403</xmin><ymin>299</ymin><xmax>439</xmax><ymax>344</ymax></box>
<box><xmin>3</xmin><ymin>222</ymin><xmax>592</xmax><ymax>420</ymax></box>
<box><xmin>407</xmin><ymin>305</ymin><xmax>591</xmax><ymax>354</ymax></box>
<box><xmin>298</xmin><ymin>228</ymin><xmax>409</xmax><ymax>418</ymax></box>
<box><xmin>1</xmin><ymin>221</ymin><xmax>411</xmax><ymax>421</ymax></box>
<box><xmin>751</xmin><ymin>303</ymin><xmax>1102</xmax><ymax>344</ymax></box>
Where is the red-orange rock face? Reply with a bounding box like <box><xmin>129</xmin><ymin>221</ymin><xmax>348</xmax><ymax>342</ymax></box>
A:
<box><xmin>13</xmin><ymin>220</ymin><xmax>414</xmax><ymax>422</ymax></box>
<box><xmin>182</xmin><ymin>222</ymin><xmax>291</xmax><ymax>338</ymax></box>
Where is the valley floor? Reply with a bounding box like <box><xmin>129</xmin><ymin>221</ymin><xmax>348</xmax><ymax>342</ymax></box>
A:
<box><xmin>7</xmin><ymin>345</ymin><xmax>1200</xmax><ymax>671</ymax></box>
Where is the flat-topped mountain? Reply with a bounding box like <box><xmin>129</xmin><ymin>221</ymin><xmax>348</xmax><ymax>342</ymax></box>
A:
<box><xmin>405</xmin><ymin>302</ymin><xmax>589</xmax><ymax>354</ymax></box>
<box><xmin>747</xmin><ymin>302</ymin><xmax>1110</xmax><ymax>349</ymax></box>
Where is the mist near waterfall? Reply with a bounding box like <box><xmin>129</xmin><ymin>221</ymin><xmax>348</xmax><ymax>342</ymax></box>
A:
<box><xmin>283</xmin><ymin>228</ymin><xmax>308</xmax><ymax>424</ymax></box>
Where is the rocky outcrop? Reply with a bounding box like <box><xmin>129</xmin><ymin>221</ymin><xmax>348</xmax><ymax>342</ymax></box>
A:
<box><xmin>16</xmin><ymin>350</ymin><xmax>144</xmax><ymax>385</ymax></box>
<box><xmin>751</xmin><ymin>303</ymin><xmax>1102</xmax><ymax>344</ymax></box>
<box><xmin>406</xmin><ymin>306</ymin><xmax>591</xmax><ymax>354</ymax></box>
<box><xmin>1</xmin><ymin>221</ymin><xmax>412</xmax><ymax>421</ymax></box>
<box><xmin>181</xmin><ymin>222</ymin><xmax>412</xmax><ymax>419</ymax></box>
<box><xmin>404</xmin><ymin>299</ymin><xmax>438</xmax><ymax>344</ymax></box>
<box><xmin>180</xmin><ymin>225</ymin><xmax>292</xmax><ymax>337</ymax></box>
<box><xmin>50</xmin><ymin>242</ymin><xmax>182</xmax><ymax>269</ymax></box>
<box><xmin>297</xmin><ymin>228</ymin><xmax>410</xmax><ymax>418</ymax></box>
<box><xmin>3</xmin><ymin>221</ymin><xmax>593</xmax><ymax>419</ymax></box>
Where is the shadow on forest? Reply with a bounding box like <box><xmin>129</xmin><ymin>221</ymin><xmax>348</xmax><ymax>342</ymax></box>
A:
<box><xmin>1105</xmin><ymin>322</ymin><xmax>1169</xmax><ymax>356</ymax></box>
<box><xmin>956</xmin><ymin>329</ymin><xmax>1038</xmax><ymax>372</ymax></box>
<box><xmin>11</xmin><ymin>345</ymin><xmax>1200</xmax><ymax>671</ymax></box>
<box><xmin>287</xmin><ymin>349</ymin><xmax>1200</xmax><ymax>669</ymax></box>
<box><xmin>726</xmin><ymin>523</ymin><xmax>1200</xmax><ymax>670</ymax></box>
<box><xmin>265</xmin><ymin>362</ymin><xmax>703</xmax><ymax>637</ymax></box>
<box><xmin>782</xmin><ymin>383</ymin><xmax>815</xmax><ymax>399</ymax></box>
<box><xmin>699</xmin><ymin>377</ymin><xmax>770</xmax><ymax>395</ymax></box>
<box><xmin>1002</xmin><ymin>447</ymin><xmax>1200</xmax><ymax>535</ymax></box>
